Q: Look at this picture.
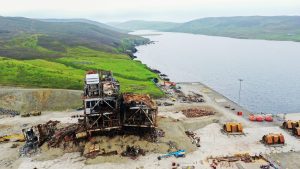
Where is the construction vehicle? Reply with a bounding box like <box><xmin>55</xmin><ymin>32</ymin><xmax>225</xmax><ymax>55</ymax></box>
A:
<box><xmin>223</xmin><ymin>122</ymin><xmax>243</xmax><ymax>134</ymax></box>
<box><xmin>157</xmin><ymin>149</ymin><xmax>186</xmax><ymax>160</ymax></box>
<box><xmin>262</xmin><ymin>133</ymin><xmax>285</xmax><ymax>146</ymax></box>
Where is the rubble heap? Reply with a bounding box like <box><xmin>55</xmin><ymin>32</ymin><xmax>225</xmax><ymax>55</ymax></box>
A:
<box><xmin>0</xmin><ymin>107</ymin><xmax>20</xmax><ymax>117</ymax></box>
<box><xmin>20</xmin><ymin>120</ymin><xmax>60</xmax><ymax>156</ymax></box>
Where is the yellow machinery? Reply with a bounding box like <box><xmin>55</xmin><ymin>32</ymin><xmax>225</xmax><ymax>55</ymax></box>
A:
<box><xmin>0</xmin><ymin>134</ymin><xmax>25</xmax><ymax>142</ymax></box>
<box><xmin>223</xmin><ymin>122</ymin><xmax>243</xmax><ymax>134</ymax></box>
<box><xmin>262</xmin><ymin>133</ymin><xmax>285</xmax><ymax>145</ymax></box>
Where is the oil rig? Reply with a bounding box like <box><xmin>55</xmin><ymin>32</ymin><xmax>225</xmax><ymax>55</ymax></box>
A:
<box><xmin>82</xmin><ymin>70</ymin><xmax>157</xmax><ymax>135</ymax></box>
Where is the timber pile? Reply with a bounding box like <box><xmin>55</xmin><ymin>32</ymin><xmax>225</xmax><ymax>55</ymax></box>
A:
<box><xmin>182</xmin><ymin>108</ymin><xmax>215</xmax><ymax>118</ymax></box>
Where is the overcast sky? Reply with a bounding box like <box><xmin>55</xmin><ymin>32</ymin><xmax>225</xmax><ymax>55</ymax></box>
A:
<box><xmin>0</xmin><ymin>0</ymin><xmax>300</xmax><ymax>22</ymax></box>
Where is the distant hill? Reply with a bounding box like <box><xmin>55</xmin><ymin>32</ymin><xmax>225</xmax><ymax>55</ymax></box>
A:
<box><xmin>112</xmin><ymin>16</ymin><xmax>300</xmax><ymax>42</ymax></box>
<box><xmin>40</xmin><ymin>18</ymin><xmax>128</xmax><ymax>33</ymax></box>
<box><xmin>0</xmin><ymin>16</ymin><xmax>147</xmax><ymax>59</ymax></box>
<box><xmin>109</xmin><ymin>20</ymin><xmax>181</xmax><ymax>31</ymax></box>
<box><xmin>170</xmin><ymin>16</ymin><xmax>300</xmax><ymax>42</ymax></box>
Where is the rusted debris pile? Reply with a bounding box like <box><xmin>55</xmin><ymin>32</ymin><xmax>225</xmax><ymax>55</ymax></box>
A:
<box><xmin>84</xmin><ymin>144</ymin><xmax>117</xmax><ymax>159</ymax></box>
<box><xmin>123</xmin><ymin>94</ymin><xmax>156</xmax><ymax>109</ymax></box>
<box><xmin>208</xmin><ymin>153</ymin><xmax>257</xmax><ymax>169</ymax></box>
<box><xmin>181</xmin><ymin>92</ymin><xmax>204</xmax><ymax>103</ymax></box>
<box><xmin>182</xmin><ymin>108</ymin><xmax>215</xmax><ymax>118</ymax></box>
<box><xmin>21</xmin><ymin>111</ymin><xmax>41</xmax><ymax>117</ymax></box>
<box><xmin>185</xmin><ymin>130</ymin><xmax>200</xmax><ymax>147</ymax></box>
<box><xmin>157</xmin><ymin>101</ymin><xmax>174</xmax><ymax>106</ymax></box>
<box><xmin>121</xmin><ymin>145</ymin><xmax>146</xmax><ymax>159</ymax></box>
<box><xmin>20</xmin><ymin>120</ymin><xmax>60</xmax><ymax>156</ymax></box>
<box><xmin>48</xmin><ymin>123</ymin><xmax>83</xmax><ymax>148</ymax></box>
<box><xmin>0</xmin><ymin>107</ymin><xmax>20</xmax><ymax>117</ymax></box>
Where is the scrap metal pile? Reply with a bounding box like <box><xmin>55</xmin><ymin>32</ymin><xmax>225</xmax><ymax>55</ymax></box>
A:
<box><xmin>121</xmin><ymin>145</ymin><xmax>146</xmax><ymax>159</ymax></box>
<box><xmin>20</xmin><ymin>120</ymin><xmax>60</xmax><ymax>156</ymax></box>
<box><xmin>182</xmin><ymin>108</ymin><xmax>215</xmax><ymax>118</ymax></box>
<box><xmin>181</xmin><ymin>92</ymin><xmax>205</xmax><ymax>103</ymax></box>
<box><xmin>185</xmin><ymin>130</ymin><xmax>200</xmax><ymax>147</ymax></box>
<box><xmin>48</xmin><ymin>123</ymin><xmax>83</xmax><ymax>148</ymax></box>
<box><xmin>208</xmin><ymin>154</ymin><xmax>258</xmax><ymax>169</ymax></box>
<box><xmin>0</xmin><ymin>107</ymin><xmax>20</xmax><ymax>117</ymax></box>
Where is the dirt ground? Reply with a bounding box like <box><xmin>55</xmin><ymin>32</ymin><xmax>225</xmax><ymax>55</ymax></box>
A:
<box><xmin>0</xmin><ymin>86</ymin><xmax>82</xmax><ymax>112</ymax></box>
<box><xmin>1</xmin><ymin>83</ymin><xmax>300</xmax><ymax>169</ymax></box>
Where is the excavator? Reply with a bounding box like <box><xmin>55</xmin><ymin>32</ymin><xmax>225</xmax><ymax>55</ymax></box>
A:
<box><xmin>157</xmin><ymin>149</ymin><xmax>186</xmax><ymax>160</ymax></box>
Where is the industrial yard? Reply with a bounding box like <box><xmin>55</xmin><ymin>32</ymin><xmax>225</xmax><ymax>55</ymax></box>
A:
<box><xmin>1</xmin><ymin>72</ymin><xmax>300</xmax><ymax>169</ymax></box>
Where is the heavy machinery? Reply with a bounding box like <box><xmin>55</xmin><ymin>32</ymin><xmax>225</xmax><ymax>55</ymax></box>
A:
<box><xmin>262</xmin><ymin>133</ymin><xmax>285</xmax><ymax>146</ymax></box>
<box><xmin>0</xmin><ymin>134</ymin><xmax>24</xmax><ymax>142</ymax></box>
<box><xmin>223</xmin><ymin>122</ymin><xmax>243</xmax><ymax>134</ymax></box>
<box><xmin>157</xmin><ymin>150</ymin><xmax>186</xmax><ymax>160</ymax></box>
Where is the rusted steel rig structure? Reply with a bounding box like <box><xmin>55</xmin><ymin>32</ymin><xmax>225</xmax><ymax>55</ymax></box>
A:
<box><xmin>82</xmin><ymin>70</ymin><xmax>157</xmax><ymax>135</ymax></box>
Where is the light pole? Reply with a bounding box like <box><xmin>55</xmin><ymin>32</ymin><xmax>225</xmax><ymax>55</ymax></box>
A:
<box><xmin>238</xmin><ymin>78</ymin><xmax>243</xmax><ymax>104</ymax></box>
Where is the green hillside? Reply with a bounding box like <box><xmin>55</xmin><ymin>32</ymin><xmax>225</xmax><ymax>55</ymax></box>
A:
<box><xmin>0</xmin><ymin>17</ymin><xmax>163</xmax><ymax>97</ymax></box>
<box><xmin>112</xmin><ymin>16</ymin><xmax>300</xmax><ymax>42</ymax></box>
<box><xmin>40</xmin><ymin>18</ymin><xmax>128</xmax><ymax>33</ymax></box>
<box><xmin>0</xmin><ymin>16</ymin><xmax>148</xmax><ymax>59</ymax></box>
<box><xmin>170</xmin><ymin>16</ymin><xmax>300</xmax><ymax>42</ymax></box>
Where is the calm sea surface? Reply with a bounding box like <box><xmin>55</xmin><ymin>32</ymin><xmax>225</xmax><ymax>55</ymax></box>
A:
<box><xmin>132</xmin><ymin>30</ymin><xmax>300</xmax><ymax>113</ymax></box>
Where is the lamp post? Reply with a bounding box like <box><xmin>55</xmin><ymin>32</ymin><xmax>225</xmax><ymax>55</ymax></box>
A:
<box><xmin>238</xmin><ymin>79</ymin><xmax>243</xmax><ymax>104</ymax></box>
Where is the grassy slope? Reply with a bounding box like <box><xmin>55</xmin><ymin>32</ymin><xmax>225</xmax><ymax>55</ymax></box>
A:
<box><xmin>0</xmin><ymin>47</ymin><xmax>163</xmax><ymax>97</ymax></box>
<box><xmin>0</xmin><ymin>17</ymin><xmax>162</xmax><ymax>97</ymax></box>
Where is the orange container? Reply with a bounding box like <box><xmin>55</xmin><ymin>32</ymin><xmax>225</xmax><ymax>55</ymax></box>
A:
<box><xmin>256</xmin><ymin>115</ymin><xmax>264</xmax><ymax>122</ymax></box>
<box><xmin>249</xmin><ymin>115</ymin><xmax>256</xmax><ymax>121</ymax></box>
<box><xmin>273</xmin><ymin>135</ymin><xmax>279</xmax><ymax>143</ymax></box>
<box><xmin>231</xmin><ymin>124</ymin><xmax>238</xmax><ymax>132</ymax></box>
<box><xmin>279</xmin><ymin>134</ymin><xmax>285</xmax><ymax>144</ymax></box>
<box><xmin>265</xmin><ymin>116</ymin><xmax>273</xmax><ymax>122</ymax></box>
